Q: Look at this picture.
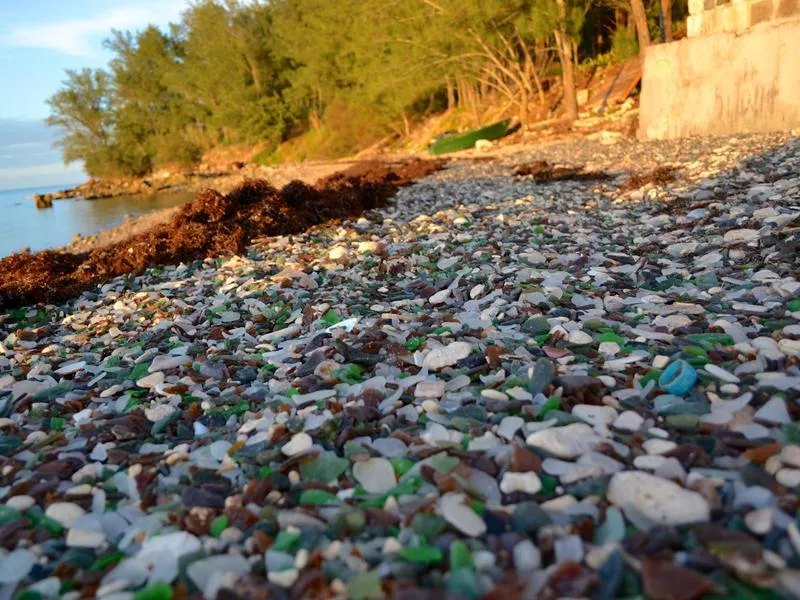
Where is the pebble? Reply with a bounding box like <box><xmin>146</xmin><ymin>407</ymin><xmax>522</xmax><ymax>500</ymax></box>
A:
<box><xmin>755</xmin><ymin>397</ymin><xmax>791</xmax><ymax>424</ymax></box>
<box><xmin>0</xmin><ymin>549</ymin><xmax>37</xmax><ymax>584</ymax></box>
<box><xmin>745</xmin><ymin>507</ymin><xmax>773</xmax><ymax>535</ymax></box>
<box><xmin>526</xmin><ymin>423</ymin><xmax>601</xmax><ymax>459</ymax></box>
<box><xmin>415</xmin><ymin>380</ymin><xmax>445</xmax><ymax>399</ymax></box>
<box><xmin>45</xmin><ymin>502</ymin><xmax>86</xmax><ymax>528</ymax></box>
<box><xmin>572</xmin><ymin>404</ymin><xmax>617</xmax><ymax>427</ymax></box>
<box><xmin>148</xmin><ymin>354</ymin><xmax>189</xmax><ymax>372</ymax></box>
<box><xmin>353</xmin><ymin>457</ymin><xmax>396</xmax><ymax>493</ymax></box>
<box><xmin>500</xmin><ymin>472</ymin><xmax>542</xmax><ymax>495</ymax></box>
<box><xmin>422</xmin><ymin>341</ymin><xmax>472</xmax><ymax>370</ymax></box>
<box><xmin>776</xmin><ymin>468</ymin><xmax>800</xmax><ymax>488</ymax></box>
<box><xmin>568</xmin><ymin>330</ymin><xmax>593</xmax><ymax>345</ymax></box>
<box><xmin>282</xmin><ymin>432</ymin><xmax>313</xmax><ymax>456</ymax></box>
<box><xmin>613</xmin><ymin>410</ymin><xmax>644</xmax><ymax>431</ymax></box>
<box><xmin>608</xmin><ymin>471</ymin><xmax>711</xmax><ymax>526</ymax></box>
<box><xmin>438</xmin><ymin>493</ymin><xmax>487</xmax><ymax>537</ymax></box>
<box><xmin>512</xmin><ymin>540</ymin><xmax>541</xmax><ymax>571</ymax></box>
<box><xmin>136</xmin><ymin>371</ymin><xmax>165</xmax><ymax>389</ymax></box>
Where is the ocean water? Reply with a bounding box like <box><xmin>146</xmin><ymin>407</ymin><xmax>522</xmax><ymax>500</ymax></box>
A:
<box><xmin>0</xmin><ymin>184</ymin><xmax>194</xmax><ymax>258</ymax></box>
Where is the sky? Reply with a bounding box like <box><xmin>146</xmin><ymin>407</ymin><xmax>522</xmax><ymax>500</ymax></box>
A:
<box><xmin>0</xmin><ymin>1</ymin><xmax>190</xmax><ymax>190</ymax></box>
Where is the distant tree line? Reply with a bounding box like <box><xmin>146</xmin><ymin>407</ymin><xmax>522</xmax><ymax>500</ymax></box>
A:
<box><xmin>47</xmin><ymin>0</ymin><xmax>682</xmax><ymax>177</ymax></box>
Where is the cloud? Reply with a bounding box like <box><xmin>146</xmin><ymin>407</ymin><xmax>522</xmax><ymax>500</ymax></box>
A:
<box><xmin>4</xmin><ymin>1</ymin><xmax>187</xmax><ymax>57</ymax></box>
<box><xmin>0</xmin><ymin>118</ymin><xmax>85</xmax><ymax>188</ymax></box>
<box><xmin>0</xmin><ymin>161</ymin><xmax>85</xmax><ymax>190</ymax></box>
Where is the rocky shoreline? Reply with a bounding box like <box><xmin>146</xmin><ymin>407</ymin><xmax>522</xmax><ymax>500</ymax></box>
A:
<box><xmin>56</xmin><ymin>159</ymin><xmax>399</xmax><ymax>254</ymax></box>
<box><xmin>1</xmin><ymin>132</ymin><xmax>800</xmax><ymax>599</ymax></box>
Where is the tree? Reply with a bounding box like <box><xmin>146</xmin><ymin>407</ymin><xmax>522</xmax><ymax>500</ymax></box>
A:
<box><xmin>629</xmin><ymin>0</ymin><xmax>651</xmax><ymax>51</ymax></box>
<box><xmin>661</xmin><ymin>0</ymin><xmax>673</xmax><ymax>42</ymax></box>
<box><xmin>46</xmin><ymin>68</ymin><xmax>117</xmax><ymax>177</ymax></box>
<box><xmin>553</xmin><ymin>0</ymin><xmax>579</xmax><ymax>121</ymax></box>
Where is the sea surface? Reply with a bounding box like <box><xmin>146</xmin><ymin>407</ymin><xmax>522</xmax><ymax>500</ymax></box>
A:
<box><xmin>0</xmin><ymin>184</ymin><xmax>193</xmax><ymax>258</ymax></box>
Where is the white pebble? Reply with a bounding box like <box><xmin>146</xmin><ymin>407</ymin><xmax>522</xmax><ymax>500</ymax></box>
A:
<box><xmin>282</xmin><ymin>432</ymin><xmax>312</xmax><ymax>456</ymax></box>
<box><xmin>422</xmin><ymin>341</ymin><xmax>472</xmax><ymax>370</ymax></box>
<box><xmin>613</xmin><ymin>410</ymin><xmax>644</xmax><ymax>432</ymax></box>
<box><xmin>607</xmin><ymin>471</ymin><xmax>710</xmax><ymax>526</ymax></box>
<box><xmin>500</xmin><ymin>472</ymin><xmax>542</xmax><ymax>495</ymax></box>
<box><xmin>352</xmin><ymin>458</ymin><xmax>397</xmax><ymax>494</ymax></box>
<box><xmin>415</xmin><ymin>380</ymin><xmax>445</xmax><ymax>399</ymax></box>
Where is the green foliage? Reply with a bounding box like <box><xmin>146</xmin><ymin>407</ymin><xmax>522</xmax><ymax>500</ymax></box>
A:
<box><xmin>611</xmin><ymin>27</ymin><xmax>639</xmax><ymax>61</ymax></box>
<box><xmin>48</xmin><ymin>0</ymin><xmax>639</xmax><ymax>176</ymax></box>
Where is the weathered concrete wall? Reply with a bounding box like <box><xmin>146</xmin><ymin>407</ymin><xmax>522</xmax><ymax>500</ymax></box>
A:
<box><xmin>639</xmin><ymin>19</ymin><xmax>800</xmax><ymax>140</ymax></box>
<box><xmin>687</xmin><ymin>0</ymin><xmax>799</xmax><ymax>37</ymax></box>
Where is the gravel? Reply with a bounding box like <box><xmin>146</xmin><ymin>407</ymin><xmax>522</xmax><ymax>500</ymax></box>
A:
<box><xmin>1</xmin><ymin>132</ymin><xmax>800</xmax><ymax>599</ymax></box>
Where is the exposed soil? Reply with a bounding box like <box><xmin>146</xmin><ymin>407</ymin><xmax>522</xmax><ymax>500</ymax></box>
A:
<box><xmin>618</xmin><ymin>166</ymin><xmax>679</xmax><ymax>192</ymax></box>
<box><xmin>512</xmin><ymin>160</ymin><xmax>612</xmax><ymax>183</ymax></box>
<box><xmin>0</xmin><ymin>159</ymin><xmax>444</xmax><ymax>311</ymax></box>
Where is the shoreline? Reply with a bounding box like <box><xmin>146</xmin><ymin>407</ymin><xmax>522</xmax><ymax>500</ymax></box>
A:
<box><xmin>56</xmin><ymin>157</ymin><xmax>404</xmax><ymax>254</ymax></box>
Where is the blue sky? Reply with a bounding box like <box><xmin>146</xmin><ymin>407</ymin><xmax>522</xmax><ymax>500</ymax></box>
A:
<box><xmin>0</xmin><ymin>1</ymin><xmax>190</xmax><ymax>190</ymax></box>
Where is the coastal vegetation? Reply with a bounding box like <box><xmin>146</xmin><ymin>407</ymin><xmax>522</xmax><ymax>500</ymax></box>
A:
<box><xmin>47</xmin><ymin>0</ymin><xmax>682</xmax><ymax>177</ymax></box>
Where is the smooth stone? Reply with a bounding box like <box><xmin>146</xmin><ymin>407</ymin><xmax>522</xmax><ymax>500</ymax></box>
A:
<box><xmin>665</xmin><ymin>242</ymin><xmax>697</xmax><ymax>257</ymax></box>
<box><xmin>497</xmin><ymin>416</ymin><xmax>524</xmax><ymax>440</ymax></box>
<box><xmin>500</xmin><ymin>472</ymin><xmax>542</xmax><ymax>495</ymax></box>
<box><xmin>269</xmin><ymin>568</ymin><xmax>299</xmax><ymax>587</ymax></box>
<box><xmin>595</xmin><ymin>506</ymin><xmax>625</xmax><ymax>544</ymax></box>
<box><xmin>613</xmin><ymin>410</ymin><xmax>644</xmax><ymax>431</ymax></box>
<box><xmin>554</xmin><ymin>534</ymin><xmax>584</xmax><ymax>564</ymax></box>
<box><xmin>429</xmin><ymin>289</ymin><xmax>450</xmax><ymax>304</ymax></box>
<box><xmin>282</xmin><ymin>432</ymin><xmax>313</xmax><ymax>456</ymax></box>
<box><xmin>187</xmin><ymin>554</ymin><xmax>250</xmax><ymax>599</ymax></box>
<box><xmin>754</xmin><ymin>396</ymin><xmax>791</xmax><ymax>424</ymax></box>
<box><xmin>723</xmin><ymin>228</ymin><xmax>759</xmax><ymax>243</ymax></box>
<box><xmin>438</xmin><ymin>493</ymin><xmax>487</xmax><ymax>537</ymax></box>
<box><xmin>513</xmin><ymin>540</ymin><xmax>541</xmax><ymax>572</ymax></box>
<box><xmin>607</xmin><ymin>471</ymin><xmax>710</xmax><ymax>526</ymax></box>
<box><xmin>781</xmin><ymin>446</ymin><xmax>800</xmax><ymax>468</ymax></box>
<box><xmin>599</xmin><ymin>341</ymin><xmax>620</xmax><ymax>356</ymax></box>
<box><xmin>415</xmin><ymin>380</ymin><xmax>446</xmax><ymax>399</ymax></box>
<box><xmin>642</xmin><ymin>439</ymin><xmax>677</xmax><ymax>455</ymax></box>
<box><xmin>568</xmin><ymin>330</ymin><xmax>593</xmax><ymax>345</ymax></box>
<box><xmin>136</xmin><ymin>372</ymin><xmax>165</xmax><ymax>389</ymax></box>
<box><xmin>467</xmin><ymin>469</ymin><xmax>501</xmax><ymax>505</ymax></box>
<box><xmin>55</xmin><ymin>361</ymin><xmax>86</xmax><ymax>375</ymax></box>
<box><xmin>526</xmin><ymin>423</ymin><xmax>601</xmax><ymax>459</ymax></box>
<box><xmin>144</xmin><ymin>404</ymin><xmax>177</xmax><ymax>423</ymax></box>
<box><xmin>704</xmin><ymin>364</ymin><xmax>740</xmax><ymax>383</ymax></box>
<box><xmin>423</xmin><ymin>342</ymin><xmax>472</xmax><ymax>370</ymax></box>
<box><xmin>6</xmin><ymin>495</ymin><xmax>35</xmax><ymax>511</ymax></box>
<box><xmin>528</xmin><ymin>358</ymin><xmax>554</xmax><ymax>395</ymax></box>
<box><xmin>67</xmin><ymin>525</ymin><xmax>107</xmax><ymax>548</ymax></box>
<box><xmin>148</xmin><ymin>355</ymin><xmax>189</xmax><ymax>372</ymax></box>
<box><xmin>0</xmin><ymin>549</ymin><xmax>37</xmax><ymax>583</ymax></box>
<box><xmin>45</xmin><ymin>502</ymin><xmax>86</xmax><ymax>528</ymax></box>
<box><xmin>446</xmin><ymin>374</ymin><xmax>471</xmax><ymax>391</ymax></box>
<box><xmin>371</xmin><ymin>437</ymin><xmax>408</xmax><ymax>458</ymax></box>
<box><xmin>572</xmin><ymin>404</ymin><xmax>617</xmax><ymax>427</ymax></box>
<box><xmin>776</xmin><ymin>468</ymin><xmax>800</xmax><ymax>488</ymax></box>
<box><xmin>745</xmin><ymin>507</ymin><xmax>773</xmax><ymax>535</ymax></box>
<box><xmin>353</xmin><ymin>458</ymin><xmax>397</xmax><ymax>494</ymax></box>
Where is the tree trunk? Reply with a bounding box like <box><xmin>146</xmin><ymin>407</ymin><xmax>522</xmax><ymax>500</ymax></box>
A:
<box><xmin>520</xmin><ymin>85</ymin><xmax>529</xmax><ymax>130</ymax></box>
<box><xmin>661</xmin><ymin>0</ymin><xmax>673</xmax><ymax>41</ymax></box>
<box><xmin>446</xmin><ymin>76</ymin><xmax>455</xmax><ymax>111</ymax></box>
<box><xmin>629</xmin><ymin>0</ymin><xmax>651</xmax><ymax>51</ymax></box>
<box><xmin>554</xmin><ymin>0</ymin><xmax>578</xmax><ymax>122</ymax></box>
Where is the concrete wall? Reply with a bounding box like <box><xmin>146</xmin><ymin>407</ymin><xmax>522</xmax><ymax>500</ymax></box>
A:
<box><xmin>639</xmin><ymin>19</ymin><xmax>800</xmax><ymax>140</ymax></box>
<box><xmin>687</xmin><ymin>0</ymin><xmax>799</xmax><ymax>37</ymax></box>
